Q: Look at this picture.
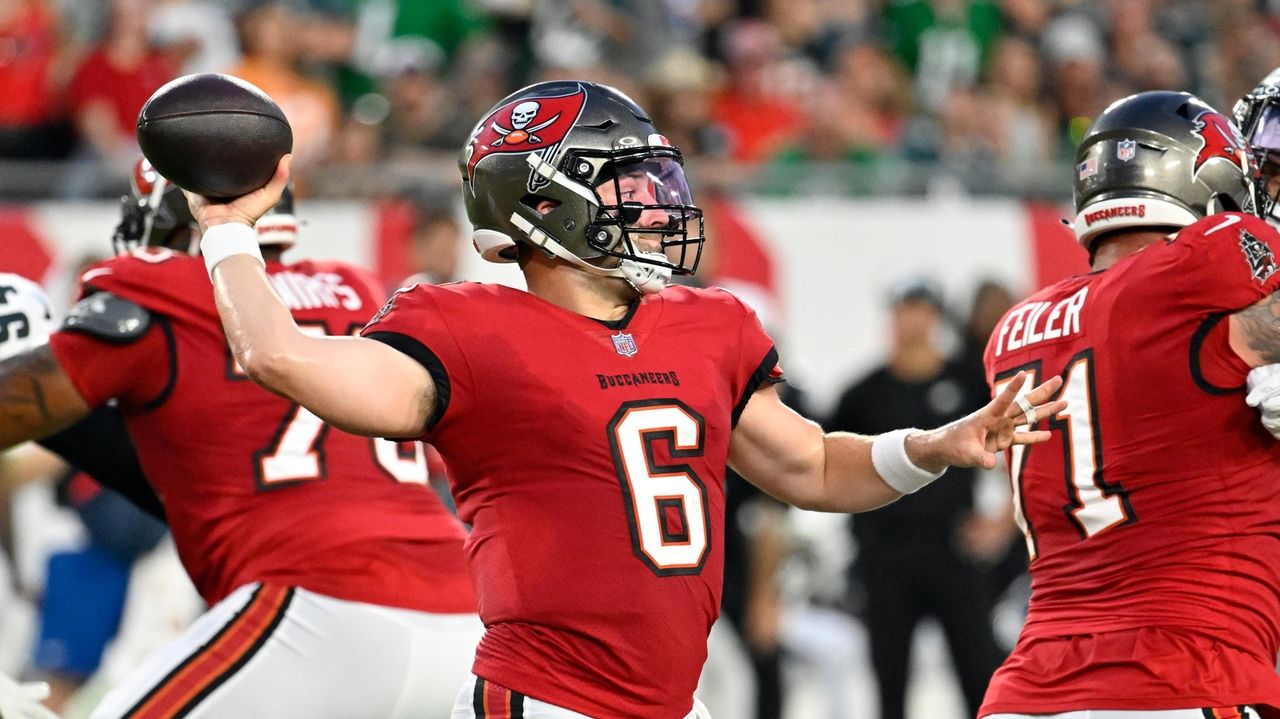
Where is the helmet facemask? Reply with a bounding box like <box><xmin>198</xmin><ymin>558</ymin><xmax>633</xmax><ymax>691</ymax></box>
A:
<box><xmin>1235</xmin><ymin>88</ymin><xmax>1280</xmax><ymax>226</ymax></box>
<box><xmin>575</xmin><ymin>150</ymin><xmax>703</xmax><ymax>293</ymax></box>
<box><xmin>111</xmin><ymin>164</ymin><xmax>197</xmax><ymax>256</ymax></box>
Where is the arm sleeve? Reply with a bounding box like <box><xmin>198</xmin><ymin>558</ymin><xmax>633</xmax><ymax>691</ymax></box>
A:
<box><xmin>730</xmin><ymin>295</ymin><xmax>784</xmax><ymax>428</ymax></box>
<box><xmin>37</xmin><ymin>406</ymin><xmax>165</xmax><ymax>521</ymax></box>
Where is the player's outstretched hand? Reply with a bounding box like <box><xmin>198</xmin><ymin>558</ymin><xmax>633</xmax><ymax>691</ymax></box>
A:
<box><xmin>908</xmin><ymin>371</ymin><xmax>1065</xmax><ymax>472</ymax></box>
<box><xmin>0</xmin><ymin>671</ymin><xmax>60</xmax><ymax>719</ymax></box>
<box><xmin>185</xmin><ymin>154</ymin><xmax>291</xmax><ymax>234</ymax></box>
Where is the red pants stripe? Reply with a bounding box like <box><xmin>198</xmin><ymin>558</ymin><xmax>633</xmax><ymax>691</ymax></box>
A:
<box><xmin>123</xmin><ymin>584</ymin><xmax>294</xmax><ymax>718</ymax></box>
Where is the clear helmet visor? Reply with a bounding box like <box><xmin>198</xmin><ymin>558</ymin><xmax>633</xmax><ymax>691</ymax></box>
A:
<box><xmin>590</xmin><ymin>155</ymin><xmax>703</xmax><ymax>274</ymax></box>
<box><xmin>1250</xmin><ymin>102</ymin><xmax>1280</xmax><ymax>151</ymax></box>
<box><xmin>1249</xmin><ymin>102</ymin><xmax>1280</xmax><ymax>223</ymax></box>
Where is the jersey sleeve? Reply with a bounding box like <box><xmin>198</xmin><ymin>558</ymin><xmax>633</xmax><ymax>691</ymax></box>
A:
<box><xmin>77</xmin><ymin>249</ymin><xmax>214</xmax><ymax>323</ymax></box>
<box><xmin>1169</xmin><ymin>214</ymin><xmax>1280</xmax><ymax>390</ymax></box>
<box><xmin>1168</xmin><ymin>213</ymin><xmax>1280</xmax><ymax>313</ymax></box>
<box><xmin>48</xmin><ymin>323</ymin><xmax>172</xmax><ymax>409</ymax></box>
<box><xmin>358</xmin><ymin>285</ymin><xmax>472</xmax><ymax>439</ymax></box>
<box><xmin>728</xmin><ymin>292</ymin><xmax>784</xmax><ymax>427</ymax></box>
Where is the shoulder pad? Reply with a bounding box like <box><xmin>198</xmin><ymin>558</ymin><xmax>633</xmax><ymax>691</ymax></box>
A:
<box><xmin>62</xmin><ymin>292</ymin><xmax>152</xmax><ymax>344</ymax></box>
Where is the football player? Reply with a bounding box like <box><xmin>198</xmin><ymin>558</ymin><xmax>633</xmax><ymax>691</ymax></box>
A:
<box><xmin>0</xmin><ymin>273</ymin><xmax>61</xmax><ymax>719</ymax></box>
<box><xmin>980</xmin><ymin>91</ymin><xmax>1280</xmax><ymax>718</ymax></box>
<box><xmin>0</xmin><ymin>159</ymin><xmax>482</xmax><ymax>719</ymax></box>
<box><xmin>1234</xmin><ymin>69</ymin><xmax>1280</xmax><ymax>438</ymax></box>
<box><xmin>193</xmin><ymin>80</ymin><xmax>1063</xmax><ymax>719</ymax></box>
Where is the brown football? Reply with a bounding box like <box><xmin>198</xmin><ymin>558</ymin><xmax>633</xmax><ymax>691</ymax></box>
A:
<box><xmin>136</xmin><ymin>73</ymin><xmax>292</xmax><ymax>200</ymax></box>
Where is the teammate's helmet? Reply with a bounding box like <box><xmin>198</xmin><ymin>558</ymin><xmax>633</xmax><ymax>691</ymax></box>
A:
<box><xmin>112</xmin><ymin>157</ymin><xmax>196</xmax><ymax>255</ymax></box>
<box><xmin>460</xmin><ymin>81</ymin><xmax>703</xmax><ymax>294</ymax></box>
<box><xmin>112</xmin><ymin>157</ymin><xmax>298</xmax><ymax>256</ymax></box>
<box><xmin>1233</xmin><ymin>67</ymin><xmax>1280</xmax><ymax>226</ymax></box>
<box><xmin>0</xmin><ymin>273</ymin><xmax>56</xmax><ymax>360</ymax></box>
<box><xmin>255</xmin><ymin>184</ymin><xmax>298</xmax><ymax>248</ymax></box>
<box><xmin>1073</xmin><ymin>91</ymin><xmax>1260</xmax><ymax>250</ymax></box>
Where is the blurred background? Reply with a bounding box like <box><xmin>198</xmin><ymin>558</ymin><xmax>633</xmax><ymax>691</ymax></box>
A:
<box><xmin>0</xmin><ymin>0</ymin><xmax>1277</xmax><ymax>717</ymax></box>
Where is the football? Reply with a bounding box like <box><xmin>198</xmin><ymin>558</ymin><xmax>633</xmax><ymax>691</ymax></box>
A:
<box><xmin>136</xmin><ymin>73</ymin><xmax>292</xmax><ymax>200</ymax></box>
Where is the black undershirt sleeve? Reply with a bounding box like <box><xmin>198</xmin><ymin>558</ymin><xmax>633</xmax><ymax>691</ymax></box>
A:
<box><xmin>37</xmin><ymin>406</ymin><xmax>165</xmax><ymax>521</ymax></box>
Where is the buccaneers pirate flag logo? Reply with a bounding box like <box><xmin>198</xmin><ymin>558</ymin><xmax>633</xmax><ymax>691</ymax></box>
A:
<box><xmin>463</xmin><ymin>87</ymin><xmax>588</xmax><ymax>186</ymax></box>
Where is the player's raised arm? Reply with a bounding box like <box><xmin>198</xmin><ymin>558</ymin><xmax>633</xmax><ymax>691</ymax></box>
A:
<box><xmin>189</xmin><ymin>157</ymin><xmax>435</xmax><ymax>439</ymax></box>
<box><xmin>728</xmin><ymin>371</ymin><xmax>1064</xmax><ymax>513</ymax></box>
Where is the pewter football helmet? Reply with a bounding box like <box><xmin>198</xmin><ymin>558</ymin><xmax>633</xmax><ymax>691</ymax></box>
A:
<box><xmin>1074</xmin><ymin>91</ymin><xmax>1260</xmax><ymax>250</ymax></box>
<box><xmin>460</xmin><ymin>81</ymin><xmax>703</xmax><ymax>294</ymax></box>
<box><xmin>113</xmin><ymin>157</ymin><xmax>298</xmax><ymax>255</ymax></box>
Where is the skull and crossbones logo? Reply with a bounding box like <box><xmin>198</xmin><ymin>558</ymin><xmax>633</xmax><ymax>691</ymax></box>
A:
<box><xmin>491</xmin><ymin>101</ymin><xmax>560</xmax><ymax>146</ymax></box>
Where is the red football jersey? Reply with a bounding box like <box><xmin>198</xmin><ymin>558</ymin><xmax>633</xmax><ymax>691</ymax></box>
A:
<box><xmin>981</xmin><ymin>212</ymin><xmax>1280</xmax><ymax>716</ymax></box>
<box><xmin>360</xmin><ymin>283</ymin><xmax>780</xmax><ymax>719</ymax></box>
<box><xmin>49</xmin><ymin>248</ymin><xmax>475</xmax><ymax>615</ymax></box>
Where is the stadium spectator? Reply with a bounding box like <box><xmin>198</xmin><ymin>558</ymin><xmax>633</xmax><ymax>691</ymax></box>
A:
<box><xmin>0</xmin><ymin>0</ymin><xmax>72</xmax><ymax>160</ymax></box>
<box><xmin>66</xmin><ymin>0</ymin><xmax>174</xmax><ymax>193</ymax></box>
<box><xmin>765</xmin><ymin>39</ymin><xmax>910</xmax><ymax>195</ymax></box>
<box><xmin>228</xmin><ymin>1</ymin><xmax>341</xmax><ymax>172</ymax></box>
<box><xmin>883</xmin><ymin>0</ymin><xmax>1002</xmax><ymax>114</ymax></box>
<box><xmin>1040</xmin><ymin>13</ymin><xmax>1116</xmax><ymax>153</ymax></box>
<box><xmin>983</xmin><ymin>37</ymin><xmax>1055</xmax><ymax>172</ymax></box>
<box><xmin>352</xmin><ymin>0</ymin><xmax>488</xmax><ymax>79</ymax></box>
<box><xmin>712</xmin><ymin>18</ymin><xmax>806</xmax><ymax>163</ymax></box>
<box><xmin>146</xmin><ymin>0</ymin><xmax>239</xmax><ymax>75</ymax></box>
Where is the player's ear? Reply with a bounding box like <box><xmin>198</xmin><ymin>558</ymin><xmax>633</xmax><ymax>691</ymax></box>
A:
<box><xmin>525</xmin><ymin>196</ymin><xmax>560</xmax><ymax>216</ymax></box>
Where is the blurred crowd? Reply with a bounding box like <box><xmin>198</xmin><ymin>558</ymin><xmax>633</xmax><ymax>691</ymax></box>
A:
<box><xmin>0</xmin><ymin>0</ymin><xmax>1277</xmax><ymax>199</ymax></box>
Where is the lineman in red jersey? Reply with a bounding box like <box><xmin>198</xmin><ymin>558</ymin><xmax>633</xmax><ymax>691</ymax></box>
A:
<box><xmin>0</xmin><ymin>159</ymin><xmax>482</xmax><ymax>718</ymax></box>
<box><xmin>192</xmin><ymin>80</ymin><xmax>1064</xmax><ymax>719</ymax></box>
<box><xmin>981</xmin><ymin>91</ymin><xmax>1280</xmax><ymax>719</ymax></box>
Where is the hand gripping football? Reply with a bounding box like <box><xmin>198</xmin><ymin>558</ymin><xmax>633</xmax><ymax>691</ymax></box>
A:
<box><xmin>136</xmin><ymin>73</ymin><xmax>292</xmax><ymax>200</ymax></box>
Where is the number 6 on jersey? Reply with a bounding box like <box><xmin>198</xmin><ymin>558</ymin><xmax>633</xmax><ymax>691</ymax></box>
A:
<box><xmin>608</xmin><ymin>400</ymin><xmax>710</xmax><ymax>577</ymax></box>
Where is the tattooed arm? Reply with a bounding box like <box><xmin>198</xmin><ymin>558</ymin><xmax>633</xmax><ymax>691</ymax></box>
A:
<box><xmin>0</xmin><ymin>344</ymin><xmax>92</xmax><ymax>450</ymax></box>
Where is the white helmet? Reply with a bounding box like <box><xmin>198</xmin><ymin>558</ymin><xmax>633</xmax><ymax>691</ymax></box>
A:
<box><xmin>0</xmin><ymin>273</ymin><xmax>56</xmax><ymax>360</ymax></box>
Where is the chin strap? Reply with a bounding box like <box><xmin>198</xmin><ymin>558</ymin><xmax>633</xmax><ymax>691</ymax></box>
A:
<box><xmin>618</xmin><ymin>253</ymin><xmax>671</xmax><ymax>294</ymax></box>
<box><xmin>509</xmin><ymin>214</ymin><xmax>671</xmax><ymax>294</ymax></box>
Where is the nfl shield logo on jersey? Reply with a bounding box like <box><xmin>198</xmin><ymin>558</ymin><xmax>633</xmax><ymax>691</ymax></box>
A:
<box><xmin>1117</xmin><ymin>139</ymin><xmax>1136</xmax><ymax>161</ymax></box>
<box><xmin>611</xmin><ymin>332</ymin><xmax>638</xmax><ymax>357</ymax></box>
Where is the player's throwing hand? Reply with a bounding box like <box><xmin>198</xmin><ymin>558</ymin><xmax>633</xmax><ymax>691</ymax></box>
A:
<box><xmin>906</xmin><ymin>371</ymin><xmax>1065</xmax><ymax>472</ymax></box>
<box><xmin>185</xmin><ymin>154</ymin><xmax>292</xmax><ymax>234</ymax></box>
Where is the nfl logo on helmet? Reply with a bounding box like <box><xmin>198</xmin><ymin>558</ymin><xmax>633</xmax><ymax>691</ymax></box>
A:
<box><xmin>1117</xmin><ymin>139</ymin><xmax>1137</xmax><ymax>161</ymax></box>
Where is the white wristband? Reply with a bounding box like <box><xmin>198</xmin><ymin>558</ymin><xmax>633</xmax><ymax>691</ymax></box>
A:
<box><xmin>201</xmin><ymin>223</ymin><xmax>264</xmax><ymax>276</ymax></box>
<box><xmin>871</xmin><ymin>428</ymin><xmax>945</xmax><ymax>495</ymax></box>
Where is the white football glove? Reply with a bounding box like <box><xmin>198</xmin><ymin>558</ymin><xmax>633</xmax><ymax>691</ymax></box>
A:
<box><xmin>0</xmin><ymin>672</ymin><xmax>58</xmax><ymax>719</ymax></box>
<box><xmin>1246</xmin><ymin>364</ymin><xmax>1280</xmax><ymax>439</ymax></box>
